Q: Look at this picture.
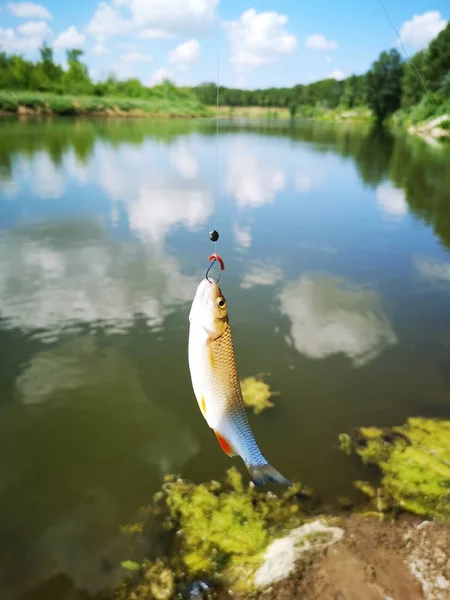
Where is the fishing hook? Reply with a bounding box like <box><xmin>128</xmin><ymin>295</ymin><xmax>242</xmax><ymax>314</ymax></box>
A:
<box><xmin>206</xmin><ymin>253</ymin><xmax>225</xmax><ymax>283</ymax></box>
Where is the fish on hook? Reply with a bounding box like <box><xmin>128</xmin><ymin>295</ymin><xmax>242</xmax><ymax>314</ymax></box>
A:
<box><xmin>188</xmin><ymin>275</ymin><xmax>291</xmax><ymax>487</ymax></box>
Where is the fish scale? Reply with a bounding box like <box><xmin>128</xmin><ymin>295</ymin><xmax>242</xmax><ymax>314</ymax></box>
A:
<box><xmin>209</xmin><ymin>324</ymin><xmax>267</xmax><ymax>466</ymax></box>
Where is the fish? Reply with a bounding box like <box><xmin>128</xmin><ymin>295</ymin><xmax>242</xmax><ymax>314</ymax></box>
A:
<box><xmin>188</xmin><ymin>277</ymin><xmax>291</xmax><ymax>487</ymax></box>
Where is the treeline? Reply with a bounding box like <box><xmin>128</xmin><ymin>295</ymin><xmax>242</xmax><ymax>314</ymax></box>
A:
<box><xmin>0</xmin><ymin>22</ymin><xmax>449</xmax><ymax>122</ymax></box>
<box><xmin>194</xmin><ymin>22</ymin><xmax>450</xmax><ymax>122</ymax></box>
<box><xmin>0</xmin><ymin>44</ymin><xmax>192</xmax><ymax>100</ymax></box>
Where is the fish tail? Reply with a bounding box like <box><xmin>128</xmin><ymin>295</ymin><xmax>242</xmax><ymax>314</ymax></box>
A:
<box><xmin>246</xmin><ymin>462</ymin><xmax>291</xmax><ymax>487</ymax></box>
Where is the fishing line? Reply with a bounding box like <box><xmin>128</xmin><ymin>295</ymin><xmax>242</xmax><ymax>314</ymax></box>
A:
<box><xmin>213</xmin><ymin>52</ymin><xmax>220</xmax><ymax>256</ymax></box>
<box><xmin>205</xmin><ymin>48</ymin><xmax>224</xmax><ymax>282</ymax></box>
<box><xmin>375</xmin><ymin>0</ymin><xmax>450</xmax><ymax>138</ymax></box>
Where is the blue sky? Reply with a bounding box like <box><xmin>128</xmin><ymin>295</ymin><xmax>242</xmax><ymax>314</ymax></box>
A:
<box><xmin>0</xmin><ymin>0</ymin><xmax>449</xmax><ymax>88</ymax></box>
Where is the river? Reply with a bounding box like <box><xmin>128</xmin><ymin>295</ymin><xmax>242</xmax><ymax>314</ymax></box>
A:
<box><xmin>0</xmin><ymin>117</ymin><xmax>449</xmax><ymax>599</ymax></box>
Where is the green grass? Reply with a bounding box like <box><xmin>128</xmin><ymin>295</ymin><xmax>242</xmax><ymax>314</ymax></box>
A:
<box><xmin>392</xmin><ymin>95</ymin><xmax>450</xmax><ymax>139</ymax></box>
<box><xmin>0</xmin><ymin>89</ymin><xmax>211</xmax><ymax>118</ymax></box>
<box><xmin>296</xmin><ymin>105</ymin><xmax>374</xmax><ymax>123</ymax></box>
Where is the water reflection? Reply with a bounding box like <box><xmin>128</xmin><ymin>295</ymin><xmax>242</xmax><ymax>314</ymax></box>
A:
<box><xmin>241</xmin><ymin>263</ymin><xmax>283</xmax><ymax>289</ymax></box>
<box><xmin>279</xmin><ymin>274</ymin><xmax>397</xmax><ymax>367</ymax></box>
<box><xmin>6</xmin><ymin>487</ymin><xmax>125</xmax><ymax>598</ymax></box>
<box><xmin>414</xmin><ymin>256</ymin><xmax>450</xmax><ymax>285</ymax></box>
<box><xmin>1</xmin><ymin>118</ymin><xmax>450</xmax><ymax>600</ymax></box>
<box><xmin>233</xmin><ymin>223</ymin><xmax>252</xmax><ymax>249</ymax></box>
<box><xmin>0</xmin><ymin>221</ymin><xmax>200</xmax><ymax>338</ymax></box>
<box><xmin>0</xmin><ymin>335</ymin><xmax>199</xmax><ymax>597</ymax></box>
<box><xmin>124</xmin><ymin>179</ymin><xmax>212</xmax><ymax>245</ymax></box>
<box><xmin>227</xmin><ymin>147</ymin><xmax>285</xmax><ymax>208</ymax></box>
<box><xmin>376</xmin><ymin>182</ymin><xmax>408</xmax><ymax>218</ymax></box>
<box><xmin>170</xmin><ymin>141</ymin><xmax>199</xmax><ymax>180</ymax></box>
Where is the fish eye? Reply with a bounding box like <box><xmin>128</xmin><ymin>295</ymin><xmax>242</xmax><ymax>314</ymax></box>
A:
<box><xmin>216</xmin><ymin>297</ymin><xmax>226</xmax><ymax>309</ymax></box>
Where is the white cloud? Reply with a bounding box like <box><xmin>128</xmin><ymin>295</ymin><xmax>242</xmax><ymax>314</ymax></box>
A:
<box><xmin>234</xmin><ymin>75</ymin><xmax>247</xmax><ymax>88</ymax></box>
<box><xmin>227</xmin><ymin>149</ymin><xmax>285</xmax><ymax>208</ymax></box>
<box><xmin>91</xmin><ymin>43</ymin><xmax>110</xmax><ymax>55</ymax></box>
<box><xmin>233</xmin><ymin>224</ymin><xmax>252</xmax><ymax>249</ymax></box>
<box><xmin>0</xmin><ymin>221</ymin><xmax>202</xmax><ymax>341</ymax></box>
<box><xmin>125</xmin><ymin>183</ymin><xmax>211</xmax><ymax>245</ymax></box>
<box><xmin>241</xmin><ymin>263</ymin><xmax>283</xmax><ymax>289</ymax></box>
<box><xmin>127</xmin><ymin>0</ymin><xmax>218</xmax><ymax>35</ymax></box>
<box><xmin>169</xmin><ymin>39</ymin><xmax>200</xmax><ymax>69</ymax></box>
<box><xmin>150</xmin><ymin>67</ymin><xmax>173</xmax><ymax>85</ymax></box>
<box><xmin>399</xmin><ymin>11</ymin><xmax>447</xmax><ymax>50</ymax></box>
<box><xmin>63</xmin><ymin>150</ymin><xmax>91</xmax><ymax>185</ymax></box>
<box><xmin>32</xmin><ymin>152</ymin><xmax>65</xmax><ymax>199</ymax></box>
<box><xmin>305</xmin><ymin>34</ymin><xmax>338</xmax><ymax>51</ymax></box>
<box><xmin>328</xmin><ymin>68</ymin><xmax>344</xmax><ymax>81</ymax></box>
<box><xmin>224</xmin><ymin>9</ymin><xmax>297</xmax><ymax>69</ymax></box>
<box><xmin>295</xmin><ymin>171</ymin><xmax>323</xmax><ymax>193</ymax></box>
<box><xmin>121</xmin><ymin>51</ymin><xmax>152</xmax><ymax>63</ymax></box>
<box><xmin>94</xmin><ymin>145</ymin><xmax>212</xmax><ymax>246</ymax></box>
<box><xmin>170</xmin><ymin>144</ymin><xmax>198</xmax><ymax>180</ymax></box>
<box><xmin>7</xmin><ymin>2</ymin><xmax>51</xmax><ymax>20</ymax></box>
<box><xmin>87</xmin><ymin>2</ymin><xmax>131</xmax><ymax>41</ymax></box>
<box><xmin>376</xmin><ymin>183</ymin><xmax>408</xmax><ymax>218</ymax></box>
<box><xmin>16</xmin><ymin>20</ymin><xmax>51</xmax><ymax>37</ymax></box>
<box><xmin>139</xmin><ymin>28</ymin><xmax>174</xmax><ymax>39</ymax></box>
<box><xmin>279</xmin><ymin>275</ymin><xmax>397</xmax><ymax>367</ymax></box>
<box><xmin>53</xmin><ymin>26</ymin><xmax>86</xmax><ymax>50</ymax></box>
<box><xmin>0</xmin><ymin>25</ymin><xmax>47</xmax><ymax>53</ymax></box>
<box><xmin>414</xmin><ymin>256</ymin><xmax>450</xmax><ymax>284</ymax></box>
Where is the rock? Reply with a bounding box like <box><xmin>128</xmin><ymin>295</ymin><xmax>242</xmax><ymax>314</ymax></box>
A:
<box><xmin>254</xmin><ymin>520</ymin><xmax>344</xmax><ymax>588</ymax></box>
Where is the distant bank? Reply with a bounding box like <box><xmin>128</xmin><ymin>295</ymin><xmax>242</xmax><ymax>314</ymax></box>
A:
<box><xmin>0</xmin><ymin>90</ymin><xmax>211</xmax><ymax>119</ymax></box>
<box><xmin>1</xmin><ymin>92</ymin><xmax>448</xmax><ymax>145</ymax></box>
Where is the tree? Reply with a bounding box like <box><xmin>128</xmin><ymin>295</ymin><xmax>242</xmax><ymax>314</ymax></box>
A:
<box><xmin>401</xmin><ymin>50</ymin><xmax>426</xmax><ymax>109</ymax></box>
<box><xmin>366</xmin><ymin>49</ymin><xmax>404</xmax><ymax>122</ymax></box>
<box><xmin>440</xmin><ymin>71</ymin><xmax>450</xmax><ymax>97</ymax></box>
<box><xmin>423</xmin><ymin>22</ymin><xmax>450</xmax><ymax>92</ymax></box>
<box><xmin>62</xmin><ymin>49</ymin><xmax>93</xmax><ymax>94</ymax></box>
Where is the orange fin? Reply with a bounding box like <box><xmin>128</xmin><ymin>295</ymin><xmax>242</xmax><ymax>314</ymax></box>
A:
<box><xmin>214</xmin><ymin>431</ymin><xmax>235</xmax><ymax>457</ymax></box>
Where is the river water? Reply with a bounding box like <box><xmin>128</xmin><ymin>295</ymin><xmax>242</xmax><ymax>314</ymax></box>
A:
<box><xmin>0</xmin><ymin>117</ymin><xmax>449</xmax><ymax>599</ymax></box>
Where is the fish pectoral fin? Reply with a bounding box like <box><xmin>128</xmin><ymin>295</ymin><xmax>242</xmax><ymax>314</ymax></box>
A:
<box><xmin>214</xmin><ymin>430</ymin><xmax>237</xmax><ymax>457</ymax></box>
<box><xmin>197</xmin><ymin>394</ymin><xmax>207</xmax><ymax>419</ymax></box>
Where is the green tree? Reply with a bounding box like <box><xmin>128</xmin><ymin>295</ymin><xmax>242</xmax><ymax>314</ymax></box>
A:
<box><xmin>423</xmin><ymin>22</ymin><xmax>450</xmax><ymax>92</ymax></box>
<box><xmin>401</xmin><ymin>50</ymin><xmax>426</xmax><ymax>108</ymax></box>
<box><xmin>366</xmin><ymin>49</ymin><xmax>404</xmax><ymax>122</ymax></box>
<box><xmin>440</xmin><ymin>71</ymin><xmax>450</xmax><ymax>97</ymax></box>
<box><xmin>62</xmin><ymin>49</ymin><xmax>93</xmax><ymax>94</ymax></box>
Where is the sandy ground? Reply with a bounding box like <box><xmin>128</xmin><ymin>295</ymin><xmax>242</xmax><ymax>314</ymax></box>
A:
<box><xmin>251</xmin><ymin>515</ymin><xmax>450</xmax><ymax>600</ymax></box>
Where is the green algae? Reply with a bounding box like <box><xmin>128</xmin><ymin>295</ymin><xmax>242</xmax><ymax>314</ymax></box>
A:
<box><xmin>115</xmin><ymin>559</ymin><xmax>174</xmax><ymax>600</ymax></box>
<box><xmin>163</xmin><ymin>468</ymin><xmax>304</xmax><ymax>590</ymax></box>
<box><xmin>116</xmin><ymin>467</ymin><xmax>307</xmax><ymax>597</ymax></box>
<box><xmin>342</xmin><ymin>418</ymin><xmax>450</xmax><ymax>522</ymax></box>
<box><xmin>240</xmin><ymin>374</ymin><xmax>278</xmax><ymax>415</ymax></box>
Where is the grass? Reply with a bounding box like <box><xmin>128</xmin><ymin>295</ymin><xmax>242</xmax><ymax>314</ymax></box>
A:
<box><xmin>215</xmin><ymin>105</ymin><xmax>290</xmax><ymax>119</ymax></box>
<box><xmin>0</xmin><ymin>89</ymin><xmax>212</xmax><ymax>118</ymax></box>
<box><xmin>213</xmin><ymin>104</ymin><xmax>373</xmax><ymax>123</ymax></box>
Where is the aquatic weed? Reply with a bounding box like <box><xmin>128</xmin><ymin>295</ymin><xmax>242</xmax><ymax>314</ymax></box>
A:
<box><xmin>117</xmin><ymin>468</ymin><xmax>307</xmax><ymax>596</ymax></box>
<box><xmin>342</xmin><ymin>418</ymin><xmax>450</xmax><ymax>522</ymax></box>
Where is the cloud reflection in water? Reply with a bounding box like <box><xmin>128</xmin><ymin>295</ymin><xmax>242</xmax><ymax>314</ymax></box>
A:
<box><xmin>279</xmin><ymin>274</ymin><xmax>397</xmax><ymax>366</ymax></box>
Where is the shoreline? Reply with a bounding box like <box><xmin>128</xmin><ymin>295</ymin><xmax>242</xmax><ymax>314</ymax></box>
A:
<box><xmin>113</xmin><ymin>418</ymin><xmax>449</xmax><ymax>600</ymax></box>
<box><xmin>2</xmin><ymin>103</ymin><xmax>448</xmax><ymax>146</ymax></box>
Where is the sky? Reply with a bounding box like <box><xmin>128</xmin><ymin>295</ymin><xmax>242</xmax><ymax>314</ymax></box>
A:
<box><xmin>0</xmin><ymin>0</ymin><xmax>449</xmax><ymax>88</ymax></box>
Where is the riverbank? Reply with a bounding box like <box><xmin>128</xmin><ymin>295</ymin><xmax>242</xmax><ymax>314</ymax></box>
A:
<box><xmin>0</xmin><ymin>90</ymin><xmax>211</xmax><ymax>118</ymax></box>
<box><xmin>114</xmin><ymin>417</ymin><xmax>450</xmax><ymax>600</ymax></box>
